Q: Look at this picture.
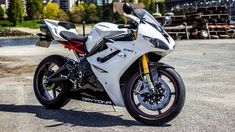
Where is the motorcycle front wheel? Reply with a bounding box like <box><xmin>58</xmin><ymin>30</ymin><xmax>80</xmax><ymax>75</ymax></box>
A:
<box><xmin>123</xmin><ymin>68</ymin><xmax>185</xmax><ymax>126</ymax></box>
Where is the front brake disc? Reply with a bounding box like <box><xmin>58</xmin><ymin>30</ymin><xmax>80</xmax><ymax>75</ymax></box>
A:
<box><xmin>136</xmin><ymin>78</ymin><xmax>171</xmax><ymax>111</ymax></box>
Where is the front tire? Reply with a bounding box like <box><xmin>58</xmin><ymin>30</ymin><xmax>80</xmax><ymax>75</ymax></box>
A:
<box><xmin>33</xmin><ymin>55</ymin><xmax>71</xmax><ymax>109</ymax></box>
<box><xmin>123</xmin><ymin>68</ymin><xmax>185</xmax><ymax>126</ymax></box>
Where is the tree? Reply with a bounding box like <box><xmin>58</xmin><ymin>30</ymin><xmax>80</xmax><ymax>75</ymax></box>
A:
<box><xmin>57</xmin><ymin>9</ymin><xmax>69</xmax><ymax>21</ymax></box>
<box><xmin>86</xmin><ymin>4</ymin><xmax>99</xmax><ymax>23</ymax></box>
<box><xmin>102</xmin><ymin>4</ymin><xmax>113</xmax><ymax>22</ymax></box>
<box><xmin>158</xmin><ymin>0</ymin><xmax>166</xmax><ymax>14</ymax></box>
<box><xmin>0</xmin><ymin>6</ymin><xmax>4</xmax><ymax>20</ymax></box>
<box><xmin>140</xmin><ymin>0</ymin><xmax>155</xmax><ymax>13</ymax></box>
<box><xmin>70</xmin><ymin>4</ymin><xmax>86</xmax><ymax>23</ymax></box>
<box><xmin>7</xmin><ymin>0</ymin><xmax>24</xmax><ymax>26</ymax></box>
<box><xmin>113</xmin><ymin>12</ymin><xmax>127</xmax><ymax>24</ymax></box>
<box><xmin>16</xmin><ymin>0</ymin><xmax>24</xmax><ymax>23</ymax></box>
<box><xmin>149</xmin><ymin>0</ymin><xmax>156</xmax><ymax>13</ymax></box>
<box><xmin>139</xmin><ymin>0</ymin><xmax>166</xmax><ymax>14</ymax></box>
<box><xmin>43</xmin><ymin>2</ymin><xmax>59</xmax><ymax>19</ymax></box>
<box><xmin>26</xmin><ymin>0</ymin><xmax>43</xmax><ymax>19</ymax></box>
<box><xmin>124</xmin><ymin>0</ymin><xmax>136</xmax><ymax>3</ymax></box>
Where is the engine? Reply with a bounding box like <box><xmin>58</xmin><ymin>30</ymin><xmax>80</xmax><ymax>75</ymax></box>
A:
<box><xmin>65</xmin><ymin>58</ymin><xmax>103</xmax><ymax>93</ymax></box>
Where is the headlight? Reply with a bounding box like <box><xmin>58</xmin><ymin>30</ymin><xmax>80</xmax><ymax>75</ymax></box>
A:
<box><xmin>143</xmin><ymin>36</ymin><xmax>169</xmax><ymax>50</ymax></box>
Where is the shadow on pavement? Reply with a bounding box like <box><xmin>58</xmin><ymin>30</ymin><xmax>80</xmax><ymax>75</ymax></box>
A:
<box><xmin>0</xmin><ymin>104</ymin><xmax>150</xmax><ymax>127</ymax></box>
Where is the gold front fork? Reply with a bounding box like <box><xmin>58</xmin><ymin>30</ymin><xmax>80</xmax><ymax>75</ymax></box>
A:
<box><xmin>141</xmin><ymin>54</ymin><xmax>150</xmax><ymax>74</ymax></box>
<box><xmin>141</xmin><ymin>54</ymin><xmax>154</xmax><ymax>89</ymax></box>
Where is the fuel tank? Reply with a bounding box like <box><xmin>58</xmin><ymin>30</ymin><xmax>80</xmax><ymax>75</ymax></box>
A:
<box><xmin>86</xmin><ymin>22</ymin><xmax>128</xmax><ymax>52</ymax></box>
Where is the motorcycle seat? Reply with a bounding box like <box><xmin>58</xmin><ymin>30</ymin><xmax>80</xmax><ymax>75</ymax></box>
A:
<box><xmin>58</xmin><ymin>21</ymin><xmax>76</xmax><ymax>30</ymax></box>
<box><xmin>60</xmin><ymin>31</ymin><xmax>87</xmax><ymax>42</ymax></box>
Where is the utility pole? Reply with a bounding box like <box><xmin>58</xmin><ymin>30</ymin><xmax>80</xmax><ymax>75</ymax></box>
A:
<box><xmin>156</xmin><ymin>0</ymin><xmax>159</xmax><ymax>14</ymax></box>
<box><xmin>229</xmin><ymin>0</ymin><xmax>234</xmax><ymax>24</ymax></box>
<box><xmin>5</xmin><ymin>0</ymin><xmax>9</xmax><ymax>10</ymax></box>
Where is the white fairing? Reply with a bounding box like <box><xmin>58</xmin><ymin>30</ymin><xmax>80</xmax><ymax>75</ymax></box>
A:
<box><xmin>87</xmin><ymin>22</ymin><xmax>175</xmax><ymax>106</ymax></box>
<box><xmin>44</xmin><ymin>19</ymin><xmax>77</xmax><ymax>41</ymax></box>
<box><xmin>139</xmin><ymin>23</ymin><xmax>175</xmax><ymax>50</ymax></box>
<box><xmin>86</xmin><ymin>22</ymin><xmax>128</xmax><ymax>52</ymax></box>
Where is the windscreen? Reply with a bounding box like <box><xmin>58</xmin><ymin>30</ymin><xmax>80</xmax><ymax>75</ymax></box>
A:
<box><xmin>134</xmin><ymin>9</ymin><xmax>165</xmax><ymax>33</ymax></box>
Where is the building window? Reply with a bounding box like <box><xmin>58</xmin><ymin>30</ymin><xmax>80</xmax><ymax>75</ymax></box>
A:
<box><xmin>60</xmin><ymin>0</ymin><xmax>69</xmax><ymax>10</ymax></box>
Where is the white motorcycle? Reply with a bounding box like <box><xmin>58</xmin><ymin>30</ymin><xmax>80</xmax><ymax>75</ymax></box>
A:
<box><xmin>34</xmin><ymin>3</ymin><xmax>185</xmax><ymax>126</ymax></box>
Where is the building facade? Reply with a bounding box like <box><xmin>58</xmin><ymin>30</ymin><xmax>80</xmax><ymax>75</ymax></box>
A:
<box><xmin>0</xmin><ymin>0</ymin><xmax>8</xmax><ymax>11</ymax></box>
<box><xmin>82</xmin><ymin>0</ymin><xmax>112</xmax><ymax>5</ymax></box>
<box><xmin>52</xmin><ymin>0</ymin><xmax>76</xmax><ymax>11</ymax></box>
<box><xmin>0</xmin><ymin>0</ymin><xmax>26</xmax><ymax>13</ymax></box>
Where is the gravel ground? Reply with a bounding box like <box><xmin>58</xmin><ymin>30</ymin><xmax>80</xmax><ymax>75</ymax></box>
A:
<box><xmin>0</xmin><ymin>39</ymin><xmax>234</xmax><ymax>132</ymax></box>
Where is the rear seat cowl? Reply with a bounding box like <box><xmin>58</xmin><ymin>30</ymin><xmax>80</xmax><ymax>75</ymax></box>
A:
<box><xmin>58</xmin><ymin>21</ymin><xmax>76</xmax><ymax>30</ymax></box>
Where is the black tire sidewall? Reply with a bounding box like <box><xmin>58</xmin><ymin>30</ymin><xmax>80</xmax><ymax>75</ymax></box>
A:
<box><xmin>33</xmin><ymin>55</ymin><xmax>71</xmax><ymax>109</ymax></box>
<box><xmin>123</xmin><ymin>68</ymin><xmax>185</xmax><ymax>126</ymax></box>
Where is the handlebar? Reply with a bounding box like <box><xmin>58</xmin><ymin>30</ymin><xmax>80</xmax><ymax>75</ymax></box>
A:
<box><xmin>118</xmin><ymin>24</ymin><xmax>132</xmax><ymax>29</ymax></box>
<box><xmin>117</xmin><ymin>13</ymin><xmax>140</xmax><ymax>30</ymax></box>
<box><xmin>123</xmin><ymin>13</ymin><xmax>140</xmax><ymax>23</ymax></box>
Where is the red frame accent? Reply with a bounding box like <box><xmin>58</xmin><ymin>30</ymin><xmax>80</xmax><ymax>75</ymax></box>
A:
<box><xmin>58</xmin><ymin>40</ymin><xmax>86</xmax><ymax>54</ymax></box>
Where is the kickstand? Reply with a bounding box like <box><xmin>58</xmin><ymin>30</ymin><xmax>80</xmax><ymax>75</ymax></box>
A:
<box><xmin>112</xmin><ymin>105</ymin><xmax>117</xmax><ymax>112</ymax></box>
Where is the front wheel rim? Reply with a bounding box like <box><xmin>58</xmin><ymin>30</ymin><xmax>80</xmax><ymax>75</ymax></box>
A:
<box><xmin>129</xmin><ymin>69</ymin><xmax>179</xmax><ymax>119</ymax></box>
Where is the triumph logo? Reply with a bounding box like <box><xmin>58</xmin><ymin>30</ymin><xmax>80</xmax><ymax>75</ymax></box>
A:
<box><xmin>82</xmin><ymin>97</ymin><xmax>112</xmax><ymax>105</ymax></box>
<box><xmin>123</xmin><ymin>48</ymin><xmax>134</xmax><ymax>53</ymax></box>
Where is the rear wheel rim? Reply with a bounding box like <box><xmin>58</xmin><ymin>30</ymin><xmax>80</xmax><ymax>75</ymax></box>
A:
<box><xmin>36</xmin><ymin>62</ymin><xmax>63</xmax><ymax>101</ymax></box>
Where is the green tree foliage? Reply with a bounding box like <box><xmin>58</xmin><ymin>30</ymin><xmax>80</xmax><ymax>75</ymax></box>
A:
<box><xmin>86</xmin><ymin>4</ymin><xmax>99</xmax><ymax>23</ymax></box>
<box><xmin>102</xmin><ymin>4</ymin><xmax>113</xmax><ymax>22</ymax></box>
<box><xmin>17</xmin><ymin>0</ymin><xmax>24</xmax><ymax>23</ymax></box>
<box><xmin>57</xmin><ymin>9</ymin><xmax>69</xmax><ymax>21</ymax></box>
<box><xmin>71</xmin><ymin>2</ymin><xmax>114</xmax><ymax>23</ymax></box>
<box><xmin>70</xmin><ymin>3</ymin><xmax>86</xmax><ymax>23</ymax></box>
<box><xmin>113</xmin><ymin>13</ymin><xmax>127</xmax><ymax>24</ymax></box>
<box><xmin>43</xmin><ymin>2</ymin><xmax>59</xmax><ymax>19</ymax></box>
<box><xmin>139</xmin><ymin>0</ymin><xmax>166</xmax><ymax>14</ymax></box>
<box><xmin>7</xmin><ymin>0</ymin><xmax>24</xmax><ymax>26</ymax></box>
<box><xmin>139</xmin><ymin>0</ymin><xmax>156</xmax><ymax>13</ymax></box>
<box><xmin>124</xmin><ymin>0</ymin><xmax>135</xmax><ymax>3</ymax></box>
<box><xmin>158</xmin><ymin>1</ymin><xmax>166</xmax><ymax>14</ymax></box>
<box><xmin>0</xmin><ymin>6</ymin><xmax>4</xmax><ymax>20</ymax></box>
<box><xmin>26</xmin><ymin>0</ymin><xmax>43</xmax><ymax>19</ymax></box>
<box><xmin>96</xmin><ymin>5</ymin><xmax>102</xmax><ymax>21</ymax></box>
<box><xmin>150</xmin><ymin>0</ymin><xmax>156</xmax><ymax>13</ymax></box>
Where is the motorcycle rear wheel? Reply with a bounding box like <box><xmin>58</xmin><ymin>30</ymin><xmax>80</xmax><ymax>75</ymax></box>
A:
<box><xmin>123</xmin><ymin>68</ymin><xmax>185</xmax><ymax>126</ymax></box>
<box><xmin>33</xmin><ymin>55</ymin><xmax>71</xmax><ymax>109</ymax></box>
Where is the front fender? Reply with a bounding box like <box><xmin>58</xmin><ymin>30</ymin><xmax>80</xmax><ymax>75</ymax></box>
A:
<box><xmin>150</xmin><ymin>62</ymin><xmax>175</xmax><ymax>70</ymax></box>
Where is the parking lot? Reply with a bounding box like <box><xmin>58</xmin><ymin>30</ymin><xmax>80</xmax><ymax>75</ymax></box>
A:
<box><xmin>0</xmin><ymin>39</ymin><xmax>234</xmax><ymax>132</ymax></box>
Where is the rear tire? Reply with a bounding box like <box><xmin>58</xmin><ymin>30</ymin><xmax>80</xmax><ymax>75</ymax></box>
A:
<box><xmin>33</xmin><ymin>55</ymin><xmax>71</xmax><ymax>109</ymax></box>
<box><xmin>123</xmin><ymin>68</ymin><xmax>185</xmax><ymax>126</ymax></box>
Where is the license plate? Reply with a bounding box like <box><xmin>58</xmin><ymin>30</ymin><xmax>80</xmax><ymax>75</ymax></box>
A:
<box><xmin>36</xmin><ymin>39</ymin><xmax>51</xmax><ymax>48</ymax></box>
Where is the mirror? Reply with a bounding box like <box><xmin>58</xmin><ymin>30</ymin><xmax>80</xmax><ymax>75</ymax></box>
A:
<box><xmin>162</xmin><ymin>16</ymin><xmax>172</xmax><ymax>26</ymax></box>
<box><xmin>123</xmin><ymin>3</ymin><xmax>134</xmax><ymax>14</ymax></box>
